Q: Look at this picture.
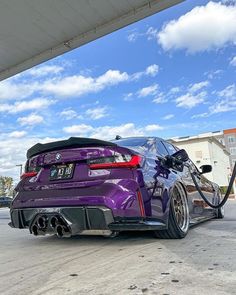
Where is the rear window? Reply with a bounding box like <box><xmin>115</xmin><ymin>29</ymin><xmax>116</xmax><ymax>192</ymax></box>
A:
<box><xmin>162</xmin><ymin>141</ymin><xmax>178</xmax><ymax>155</ymax></box>
<box><xmin>112</xmin><ymin>138</ymin><xmax>148</xmax><ymax>147</ymax></box>
<box><xmin>112</xmin><ymin>138</ymin><xmax>156</xmax><ymax>154</ymax></box>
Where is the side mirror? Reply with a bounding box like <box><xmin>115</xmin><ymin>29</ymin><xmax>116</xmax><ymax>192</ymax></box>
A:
<box><xmin>172</xmin><ymin>149</ymin><xmax>189</xmax><ymax>163</ymax></box>
<box><xmin>199</xmin><ymin>164</ymin><xmax>212</xmax><ymax>174</ymax></box>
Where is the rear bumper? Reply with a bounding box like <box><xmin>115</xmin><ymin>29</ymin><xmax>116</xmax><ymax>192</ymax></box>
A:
<box><xmin>9</xmin><ymin>206</ymin><xmax>166</xmax><ymax>236</ymax></box>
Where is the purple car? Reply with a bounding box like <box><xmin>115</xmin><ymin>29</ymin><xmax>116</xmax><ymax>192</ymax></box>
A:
<box><xmin>9</xmin><ymin>137</ymin><xmax>223</xmax><ymax>239</ymax></box>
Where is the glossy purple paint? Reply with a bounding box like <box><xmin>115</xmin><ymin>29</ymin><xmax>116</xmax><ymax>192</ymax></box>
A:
<box><xmin>10</xmin><ymin>137</ymin><xmax>218</xmax><ymax>237</ymax></box>
<box><xmin>12</xmin><ymin>146</ymin><xmax>147</xmax><ymax>219</ymax></box>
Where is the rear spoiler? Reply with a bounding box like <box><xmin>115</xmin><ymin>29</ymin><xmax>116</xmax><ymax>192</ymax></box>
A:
<box><xmin>27</xmin><ymin>137</ymin><xmax>117</xmax><ymax>159</ymax></box>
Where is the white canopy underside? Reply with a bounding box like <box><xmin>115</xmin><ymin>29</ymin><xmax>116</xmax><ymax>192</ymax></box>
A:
<box><xmin>0</xmin><ymin>0</ymin><xmax>183</xmax><ymax>81</ymax></box>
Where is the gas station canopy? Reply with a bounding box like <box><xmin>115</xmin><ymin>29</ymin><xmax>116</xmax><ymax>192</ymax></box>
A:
<box><xmin>0</xmin><ymin>0</ymin><xmax>183</xmax><ymax>81</ymax></box>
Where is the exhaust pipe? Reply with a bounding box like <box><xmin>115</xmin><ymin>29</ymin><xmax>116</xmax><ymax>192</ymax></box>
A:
<box><xmin>32</xmin><ymin>224</ymin><xmax>39</xmax><ymax>236</ymax></box>
<box><xmin>37</xmin><ymin>216</ymin><xmax>47</xmax><ymax>229</ymax></box>
<box><xmin>56</xmin><ymin>225</ymin><xmax>71</xmax><ymax>238</ymax></box>
<box><xmin>50</xmin><ymin>216</ymin><xmax>59</xmax><ymax>228</ymax></box>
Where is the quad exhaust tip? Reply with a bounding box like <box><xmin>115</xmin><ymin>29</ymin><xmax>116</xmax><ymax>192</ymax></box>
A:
<box><xmin>37</xmin><ymin>216</ymin><xmax>47</xmax><ymax>229</ymax></box>
<box><xmin>50</xmin><ymin>216</ymin><xmax>59</xmax><ymax>228</ymax></box>
<box><xmin>32</xmin><ymin>224</ymin><xmax>39</xmax><ymax>236</ymax></box>
<box><xmin>30</xmin><ymin>213</ymin><xmax>118</xmax><ymax>238</ymax></box>
<box><xmin>56</xmin><ymin>224</ymin><xmax>71</xmax><ymax>238</ymax></box>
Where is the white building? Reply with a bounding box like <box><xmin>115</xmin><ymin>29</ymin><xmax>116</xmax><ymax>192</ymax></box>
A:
<box><xmin>171</xmin><ymin>135</ymin><xmax>231</xmax><ymax>187</ymax></box>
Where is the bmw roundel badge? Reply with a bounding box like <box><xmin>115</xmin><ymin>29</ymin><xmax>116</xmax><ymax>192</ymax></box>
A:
<box><xmin>55</xmin><ymin>153</ymin><xmax>61</xmax><ymax>161</ymax></box>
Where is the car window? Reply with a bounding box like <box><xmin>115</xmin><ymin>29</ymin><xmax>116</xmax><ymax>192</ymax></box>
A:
<box><xmin>113</xmin><ymin>138</ymin><xmax>157</xmax><ymax>154</ymax></box>
<box><xmin>156</xmin><ymin>140</ymin><xmax>169</xmax><ymax>156</ymax></box>
<box><xmin>162</xmin><ymin>141</ymin><xmax>177</xmax><ymax>155</ymax></box>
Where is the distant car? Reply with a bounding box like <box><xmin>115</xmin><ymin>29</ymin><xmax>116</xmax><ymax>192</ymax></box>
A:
<box><xmin>0</xmin><ymin>196</ymin><xmax>12</xmax><ymax>208</ymax></box>
<box><xmin>9</xmin><ymin>137</ymin><xmax>223</xmax><ymax>239</ymax></box>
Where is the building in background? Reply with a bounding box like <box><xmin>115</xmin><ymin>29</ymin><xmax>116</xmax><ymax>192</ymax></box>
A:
<box><xmin>171</xmin><ymin>127</ymin><xmax>236</xmax><ymax>197</ymax></box>
<box><xmin>223</xmin><ymin>128</ymin><xmax>236</xmax><ymax>169</ymax></box>
<box><xmin>181</xmin><ymin>128</ymin><xmax>236</xmax><ymax>170</ymax></box>
<box><xmin>171</xmin><ymin>135</ymin><xmax>230</xmax><ymax>187</ymax></box>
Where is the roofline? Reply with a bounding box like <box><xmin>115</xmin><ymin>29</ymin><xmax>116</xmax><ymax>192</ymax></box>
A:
<box><xmin>111</xmin><ymin>136</ymin><xmax>160</xmax><ymax>141</ymax></box>
<box><xmin>171</xmin><ymin>137</ymin><xmax>230</xmax><ymax>156</ymax></box>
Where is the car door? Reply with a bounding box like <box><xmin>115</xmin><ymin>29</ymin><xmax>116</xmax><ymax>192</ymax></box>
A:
<box><xmin>149</xmin><ymin>139</ymin><xmax>173</xmax><ymax>218</ymax></box>
<box><xmin>161</xmin><ymin>141</ymin><xmax>197</xmax><ymax>218</ymax></box>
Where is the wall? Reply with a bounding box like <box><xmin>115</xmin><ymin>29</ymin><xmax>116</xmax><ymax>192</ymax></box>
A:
<box><xmin>173</xmin><ymin>139</ymin><xmax>230</xmax><ymax>186</ymax></box>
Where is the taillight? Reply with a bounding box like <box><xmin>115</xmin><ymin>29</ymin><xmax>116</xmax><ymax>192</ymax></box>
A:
<box><xmin>21</xmin><ymin>172</ymin><xmax>38</xmax><ymax>179</ymax></box>
<box><xmin>89</xmin><ymin>154</ymin><xmax>142</xmax><ymax>169</ymax></box>
<box><xmin>21</xmin><ymin>159</ymin><xmax>40</xmax><ymax>179</ymax></box>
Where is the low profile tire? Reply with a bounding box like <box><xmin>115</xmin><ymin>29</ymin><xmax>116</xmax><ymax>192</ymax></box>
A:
<box><xmin>154</xmin><ymin>183</ymin><xmax>190</xmax><ymax>239</ymax></box>
<box><xmin>216</xmin><ymin>190</ymin><xmax>225</xmax><ymax>219</ymax></box>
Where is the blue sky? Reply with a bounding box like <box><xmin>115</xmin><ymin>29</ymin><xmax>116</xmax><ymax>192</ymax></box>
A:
<box><xmin>0</xmin><ymin>0</ymin><xmax>236</xmax><ymax>179</ymax></box>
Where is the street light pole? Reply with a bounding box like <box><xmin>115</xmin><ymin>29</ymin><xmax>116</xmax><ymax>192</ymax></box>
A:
<box><xmin>16</xmin><ymin>164</ymin><xmax>23</xmax><ymax>178</ymax></box>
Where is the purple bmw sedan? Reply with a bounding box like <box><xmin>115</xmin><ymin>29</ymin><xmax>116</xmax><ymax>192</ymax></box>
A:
<box><xmin>9</xmin><ymin>137</ymin><xmax>223</xmax><ymax>239</ymax></box>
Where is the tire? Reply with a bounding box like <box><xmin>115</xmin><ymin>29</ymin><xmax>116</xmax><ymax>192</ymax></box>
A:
<box><xmin>216</xmin><ymin>190</ymin><xmax>225</xmax><ymax>219</ymax></box>
<box><xmin>154</xmin><ymin>183</ymin><xmax>190</xmax><ymax>239</ymax></box>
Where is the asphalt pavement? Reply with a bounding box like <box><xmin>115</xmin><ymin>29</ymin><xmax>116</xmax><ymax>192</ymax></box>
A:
<box><xmin>0</xmin><ymin>202</ymin><xmax>236</xmax><ymax>295</ymax></box>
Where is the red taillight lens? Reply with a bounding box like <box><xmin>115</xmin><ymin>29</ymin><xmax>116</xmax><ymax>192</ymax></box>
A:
<box><xmin>20</xmin><ymin>172</ymin><xmax>38</xmax><ymax>179</ymax></box>
<box><xmin>89</xmin><ymin>155</ymin><xmax>142</xmax><ymax>169</ymax></box>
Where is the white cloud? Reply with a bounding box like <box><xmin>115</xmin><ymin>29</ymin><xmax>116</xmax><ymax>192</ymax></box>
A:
<box><xmin>0</xmin><ymin>79</ymin><xmax>38</xmax><ymax>100</ymax></box>
<box><xmin>123</xmin><ymin>92</ymin><xmax>133</xmax><ymax>101</ymax></box>
<box><xmin>157</xmin><ymin>2</ymin><xmax>236</xmax><ymax>53</ymax></box>
<box><xmin>204</xmin><ymin>69</ymin><xmax>223</xmax><ymax>80</ymax></box>
<box><xmin>145</xmin><ymin>124</ymin><xmax>163</xmax><ymax>131</ymax></box>
<box><xmin>192</xmin><ymin>84</ymin><xmax>236</xmax><ymax>117</ymax></box>
<box><xmin>27</xmin><ymin>65</ymin><xmax>64</xmax><ymax>77</ymax></box>
<box><xmin>145</xmin><ymin>64</ymin><xmax>159</xmax><ymax>77</ymax></box>
<box><xmin>210</xmin><ymin>84</ymin><xmax>236</xmax><ymax>114</ymax></box>
<box><xmin>63</xmin><ymin>123</ymin><xmax>164</xmax><ymax>140</ymax></box>
<box><xmin>85</xmin><ymin>106</ymin><xmax>109</xmax><ymax>120</ymax></box>
<box><xmin>0</xmin><ymin>98</ymin><xmax>55</xmax><ymax>114</ymax></box>
<box><xmin>127</xmin><ymin>31</ymin><xmax>141</xmax><ymax>42</ymax></box>
<box><xmin>146</xmin><ymin>27</ymin><xmax>158</xmax><ymax>40</ymax></box>
<box><xmin>131</xmin><ymin>64</ymin><xmax>159</xmax><ymax>80</ymax></box>
<box><xmin>230</xmin><ymin>56</ymin><xmax>236</xmax><ymax>66</ymax></box>
<box><xmin>209</xmin><ymin>100</ymin><xmax>236</xmax><ymax>114</ymax></box>
<box><xmin>189</xmin><ymin>81</ymin><xmax>209</xmax><ymax>93</ymax></box>
<box><xmin>91</xmin><ymin>123</ymin><xmax>145</xmax><ymax>139</ymax></box>
<box><xmin>152</xmin><ymin>93</ymin><xmax>168</xmax><ymax>104</ymax></box>
<box><xmin>42</xmin><ymin>70</ymin><xmax>129</xmax><ymax>97</ymax></box>
<box><xmin>63</xmin><ymin>124</ymin><xmax>94</xmax><ymax>135</ymax></box>
<box><xmin>217</xmin><ymin>84</ymin><xmax>236</xmax><ymax>98</ymax></box>
<box><xmin>138</xmin><ymin>84</ymin><xmax>158</xmax><ymax>97</ymax></box>
<box><xmin>169</xmin><ymin>87</ymin><xmax>181</xmax><ymax>94</ymax></box>
<box><xmin>60</xmin><ymin>109</ymin><xmax>81</xmax><ymax>120</ymax></box>
<box><xmin>127</xmin><ymin>27</ymin><xmax>158</xmax><ymax>42</ymax></box>
<box><xmin>0</xmin><ymin>64</ymin><xmax>158</xmax><ymax>103</ymax></box>
<box><xmin>0</xmin><ymin>68</ymin><xmax>130</xmax><ymax>100</ymax></box>
<box><xmin>17</xmin><ymin>113</ymin><xmax>44</xmax><ymax>126</ymax></box>
<box><xmin>8</xmin><ymin>131</ymin><xmax>27</xmax><ymax>138</ymax></box>
<box><xmin>60</xmin><ymin>106</ymin><xmax>109</xmax><ymax>121</ymax></box>
<box><xmin>96</xmin><ymin>70</ymin><xmax>129</xmax><ymax>86</ymax></box>
<box><xmin>0</xmin><ymin>135</ymin><xmax>65</xmax><ymax>180</ymax></box>
<box><xmin>175</xmin><ymin>91</ymin><xmax>206</xmax><ymax>108</ymax></box>
<box><xmin>163</xmin><ymin>114</ymin><xmax>174</xmax><ymax>120</ymax></box>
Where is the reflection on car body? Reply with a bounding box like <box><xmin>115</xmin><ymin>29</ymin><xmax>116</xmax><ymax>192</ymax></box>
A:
<box><xmin>9</xmin><ymin>136</ymin><xmax>223</xmax><ymax>239</ymax></box>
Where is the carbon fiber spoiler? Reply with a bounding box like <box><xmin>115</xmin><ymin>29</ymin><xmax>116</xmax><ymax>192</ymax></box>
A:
<box><xmin>27</xmin><ymin>137</ymin><xmax>117</xmax><ymax>159</ymax></box>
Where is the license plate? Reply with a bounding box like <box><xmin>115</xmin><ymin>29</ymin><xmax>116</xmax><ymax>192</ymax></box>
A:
<box><xmin>50</xmin><ymin>163</ymin><xmax>75</xmax><ymax>180</ymax></box>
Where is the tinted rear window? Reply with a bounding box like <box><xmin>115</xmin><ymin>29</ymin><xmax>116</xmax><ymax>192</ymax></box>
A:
<box><xmin>112</xmin><ymin>138</ymin><xmax>156</xmax><ymax>154</ymax></box>
<box><xmin>113</xmin><ymin>138</ymin><xmax>148</xmax><ymax>147</ymax></box>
